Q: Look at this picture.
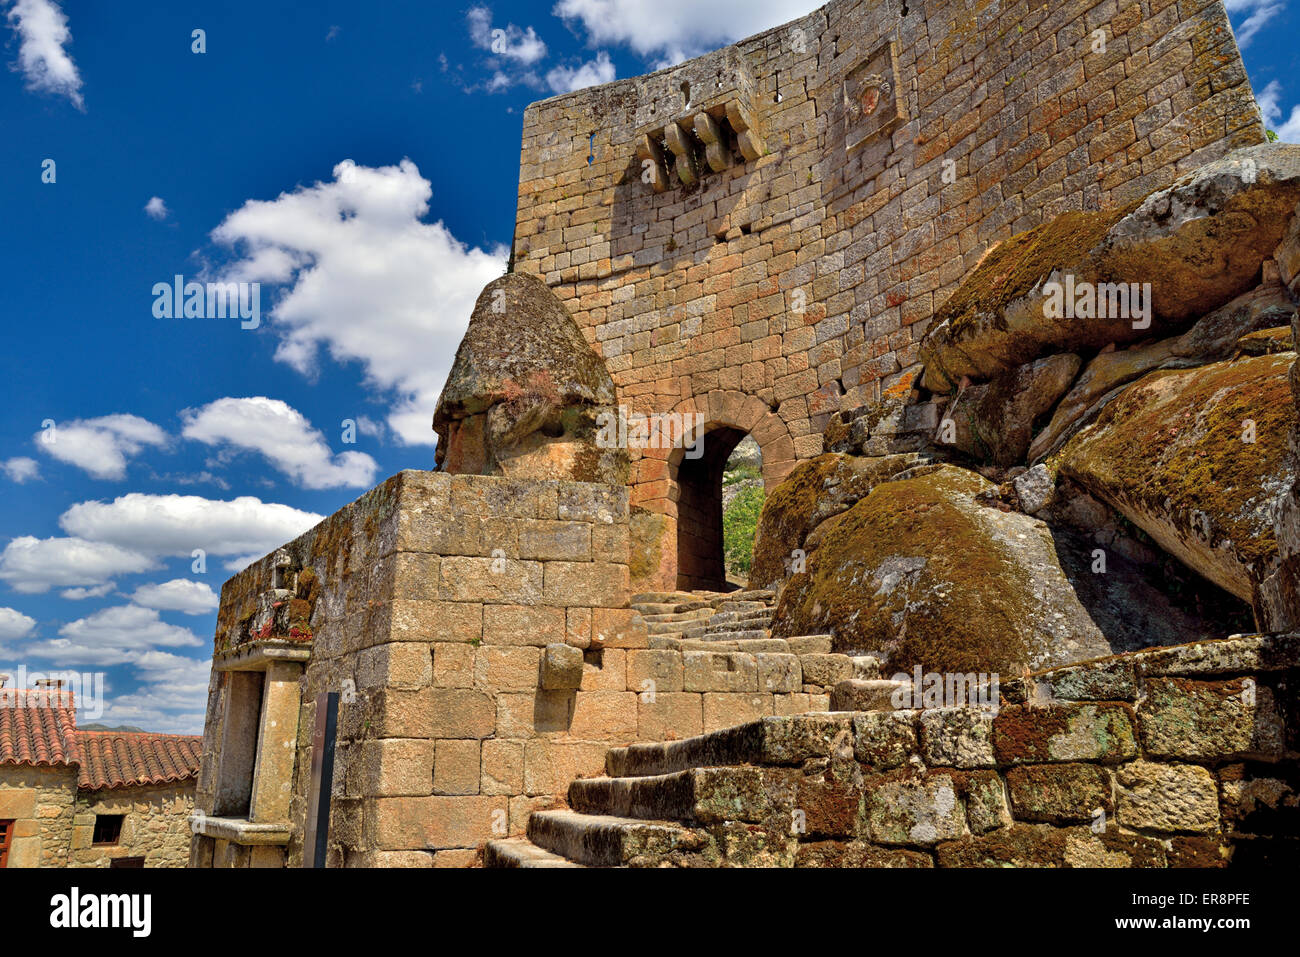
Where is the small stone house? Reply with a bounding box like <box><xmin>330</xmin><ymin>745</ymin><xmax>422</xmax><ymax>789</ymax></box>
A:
<box><xmin>0</xmin><ymin>680</ymin><xmax>202</xmax><ymax>868</ymax></box>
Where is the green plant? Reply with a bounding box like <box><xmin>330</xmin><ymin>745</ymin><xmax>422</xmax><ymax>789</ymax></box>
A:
<box><xmin>723</xmin><ymin>483</ymin><xmax>766</xmax><ymax>579</ymax></box>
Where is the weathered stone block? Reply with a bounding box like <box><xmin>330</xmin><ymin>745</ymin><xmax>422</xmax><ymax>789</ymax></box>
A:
<box><xmin>440</xmin><ymin>556</ymin><xmax>544</xmax><ymax>604</ymax></box>
<box><xmin>433</xmin><ymin>739</ymin><xmax>481</xmax><ymax>796</ymax></box>
<box><xmin>482</xmin><ymin>604</ymin><xmax>566</xmax><ymax>646</ymax></box>
<box><xmin>425</xmin><ymin>689</ymin><xmax>496</xmax><ymax>739</ymax></box>
<box><xmin>540</xmin><ymin>643</ymin><xmax>584</xmax><ymax>690</ymax></box>
<box><xmin>481</xmin><ymin>739</ymin><xmax>524</xmax><ymax>796</ymax></box>
<box><xmin>518</xmin><ymin>519</ymin><xmax>592</xmax><ymax>561</ymax></box>
<box><xmin>626</xmin><ymin>648</ymin><xmax>685</xmax><ymax>693</ymax></box>
<box><xmin>702</xmin><ymin>692</ymin><xmax>773</xmax><ymax>729</ymax></box>
<box><xmin>799</xmin><ymin>653</ymin><xmax>854</xmax><ymax>687</ymax></box>
<box><xmin>638</xmin><ymin>692</ymin><xmax>704</xmax><ymax>740</ymax></box>
<box><xmin>853</xmin><ymin>711</ymin><xmax>919</xmax><ymax>769</ymax></box>
<box><xmin>862</xmin><ymin>771</ymin><xmax>967</xmax><ymax>846</ymax></box>
<box><xmin>919</xmin><ymin>706</ymin><xmax>997</xmax><ymax>768</ymax></box>
<box><xmin>580</xmin><ymin>648</ymin><xmax>627</xmax><ymax>691</ymax></box>
<box><xmin>475</xmin><ymin>645</ymin><xmax>541</xmax><ymax>691</ymax></box>
<box><xmin>432</xmin><ymin>642</ymin><xmax>475</xmax><ymax>688</ymax></box>
<box><xmin>1006</xmin><ymin>763</ymin><xmax>1112</xmax><ymax>825</ymax></box>
<box><xmin>1139</xmin><ymin>677</ymin><xmax>1284</xmax><ymax>761</ymax></box>
<box><xmin>357</xmin><ymin>738</ymin><xmax>435</xmax><ymax>797</ymax></box>
<box><xmin>992</xmin><ymin>703</ymin><xmax>1139</xmax><ymax>765</ymax></box>
<box><xmin>757</xmin><ymin>652</ymin><xmax>802</xmax><ymax>692</ymax></box>
<box><xmin>1116</xmin><ymin>761</ymin><xmax>1219</xmax><ymax>833</ymax></box>
<box><xmin>542</xmin><ymin>561</ymin><xmax>629</xmax><ymax>606</ymax></box>
<box><xmin>568</xmin><ymin>691</ymin><xmax>638</xmax><ymax>737</ymax></box>
<box><xmin>684</xmin><ymin>651</ymin><xmax>758</xmax><ymax>692</ymax></box>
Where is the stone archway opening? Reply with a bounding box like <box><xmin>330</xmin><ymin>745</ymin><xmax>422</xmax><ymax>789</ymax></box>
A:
<box><xmin>674</xmin><ymin>425</ymin><xmax>755</xmax><ymax>591</ymax></box>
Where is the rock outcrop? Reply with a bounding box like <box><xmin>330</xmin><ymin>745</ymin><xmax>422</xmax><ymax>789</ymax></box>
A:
<box><xmin>769</xmin><ymin>465</ymin><xmax>1234</xmax><ymax>676</ymax></box>
<box><xmin>1058</xmin><ymin>351</ymin><xmax>1297</xmax><ymax>610</ymax></box>
<box><xmin>433</xmin><ymin>273</ymin><xmax>628</xmax><ymax>484</ymax></box>
<box><xmin>919</xmin><ymin>144</ymin><xmax>1300</xmax><ymax>392</ymax></box>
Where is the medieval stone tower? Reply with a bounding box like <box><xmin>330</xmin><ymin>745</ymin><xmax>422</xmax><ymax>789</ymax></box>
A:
<box><xmin>509</xmin><ymin>0</ymin><xmax>1263</xmax><ymax>592</ymax></box>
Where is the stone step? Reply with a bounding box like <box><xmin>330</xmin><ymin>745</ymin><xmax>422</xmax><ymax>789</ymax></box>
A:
<box><xmin>605</xmin><ymin>713</ymin><xmax>855</xmax><ymax>778</ymax></box>
<box><xmin>482</xmin><ymin>837</ymin><xmax>584</xmax><ymax>868</ymax></box>
<box><xmin>693</xmin><ymin>629</ymin><xmax>770</xmax><ymax>643</ymax></box>
<box><xmin>703</xmin><ymin>609</ymin><xmax>773</xmax><ymax>626</ymax></box>
<box><xmin>631</xmin><ymin>591</ymin><xmax>706</xmax><ymax>605</ymax></box>
<box><xmin>724</xmin><ymin>589</ymin><xmax>776</xmax><ymax>603</ymax></box>
<box><xmin>829</xmin><ymin>679</ymin><xmax>910</xmax><ymax>712</ymax></box>
<box><xmin>679</xmin><ymin>637</ymin><xmax>790</xmax><ymax>653</ymax></box>
<box><xmin>715</xmin><ymin>600</ymin><xmax>769</xmax><ymax>615</ymax></box>
<box><xmin>630</xmin><ymin>602</ymin><xmax>680</xmax><ymax>617</ymax></box>
<box><xmin>568</xmin><ymin>767</ymin><xmax>785</xmax><ymax>824</ymax></box>
<box><xmin>702</xmin><ymin>618</ymin><xmax>771</xmax><ymax>636</ymax></box>
<box><xmin>525</xmin><ymin>809</ymin><xmax>707</xmax><ymax>867</ymax></box>
<box><xmin>646</xmin><ymin>619</ymin><xmax>699</xmax><ymax>635</ymax></box>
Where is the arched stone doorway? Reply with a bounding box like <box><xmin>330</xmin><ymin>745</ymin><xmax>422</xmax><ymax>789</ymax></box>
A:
<box><xmin>627</xmin><ymin>390</ymin><xmax>796</xmax><ymax>593</ymax></box>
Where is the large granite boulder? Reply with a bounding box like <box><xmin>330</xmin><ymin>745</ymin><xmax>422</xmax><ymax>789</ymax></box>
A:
<box><xmin>1028</xmin><ymin>282</ymin><xmax>1298</xmax><ymax>462</ymax></box>
<box><xmin>749</xmin><ymin>452</ymin><xmax>943</xmax><ymax>589</ymax></box>
<box><xmin>1058</xmin><ymin>351</ymin><xmax>1297</xmax><ymax>610</ymax></box>
<box><xmin>434</xmin><ymin>272</ymin><xmax>628</xmax><ymax>484</ymax></box>
<box><xmin>770</xmin><ymin>465</ymin><xmax>1234</xmax><ymax>676</ymax></box>
<box><xmin>920</xmin><ymin>143</ymin><xmax>1300</xmax><ymax>392</ymax></box>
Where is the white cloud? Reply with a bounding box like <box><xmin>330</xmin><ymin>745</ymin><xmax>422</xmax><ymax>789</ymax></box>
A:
<box><xmin>3</xmin><ymin>0</ymin><xmax>83</xmax><ymax>107</ymax></box>
<box><xmin>1257</xmin><ymin>79</ymin><xmax>1300</xmax><ymax>144</ymax></box>
<box><xmin>131</xmin><ymin>578</ymin><xmax>220</xmax><ymax>616</ymax></box>
<box><xmin>467</xmin><ymin>6</ymin><xmax>548</xmax><ymax>65</ymax></box>
<box><xmin>210</xmin><ymin>159</ymin><xmax>507</xmax><ymax>446</ymax></box>
<box><xmin>144</xmin><ymin>196</ymin><xmax>168</xmax><ymax>220</ymax></box>
<box><xmin>35</xmin><ymin>414</ymin><xmax>167</xmax><ymax>480</ymax></box>
<box><xmin>181</xmin><ymin>396</ymin><xmax>379</xmax><ymax>489</ymax></box>
<box><xmin>1</xmin><ymin>457</ymin><xmax>39</xmax><ymax>483</ymax></box>
<box><xmin>1225</xmin><ymin>0</ymin><xmax>1284</xmax><ymax>48</ymax></box>
<box><xmin>546</xmin><ymin>51</ymin><xmax>616</xmax><ymax>94</ymax></box>
<box><xmin>24</xmin><ymin>604</ymin><xmax>203</xmax><ymax>667</ymax></box>
<box><xmin>59</xmin><ymin>492</ymin><xmax>323</xmax><ymax>560</ymax></box>
<box><xmin>61</xmin><ymin>584</ymin><xmax>113</xmax><ymax>600</ymax></box>
<box><xmin>551</xmin><ymin>0</ymin><xmax>819</xmax><ymax>64</ymax></box>
<box><xmin>0</xmin><ymin>536</ymin><xmax>154</xmax><ymax>594</ymax></box>
<box><xmin>91</xmin><ymin>651</ymin><xmax>211</xmax><ymax>734</ymax></box>
<box><xmin>0</xmin><ymin>606</ymin><xmax>37</xmax><ymax>640</ymax></box>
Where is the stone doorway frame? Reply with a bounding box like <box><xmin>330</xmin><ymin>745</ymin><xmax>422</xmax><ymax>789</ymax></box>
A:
<box><xmin>628</xmin><ymin>390</ymin><xmax>796</xmax><ymax>591</ymax></box>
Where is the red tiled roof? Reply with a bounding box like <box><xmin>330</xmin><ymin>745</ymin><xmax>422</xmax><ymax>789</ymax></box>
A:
<box><xmin>0</xmin><ymin>688</ymin><xmax>81</xmax><ymax>768</ymax></box>
<box><xmin>72</xmin><ymin>731</ymin><xmax>203</xmax><ymax>791</ymax></box>
<box><xmin>0</xmin><ymin>688</ymin><xmax>201</xmax><ymax>790</ymax></box>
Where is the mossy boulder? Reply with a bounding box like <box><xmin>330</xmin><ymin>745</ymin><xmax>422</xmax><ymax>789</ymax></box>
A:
<box><xmin>770</xmin><ymin>465</ymin><xmax>1232</xmax><ymax>676</ymax></box>
<box><xmin>1028</xmin><ymin>282</ymin><xmax>1298</xmax><ymax>461</ymax></box>
<box><xmin>433</xmin><ymin>272</ymin><xmax>627</xmax><ymax>484</ymax></box>
<box><xmin>921</xmin><ymin>144</ymin><xmax>1300</xmax><ymax>392</ymax></box>
<box><xmin>1058</xmin><ymin>351</ymin><xmax>1297</xmax><ymax>609</ymax></box>
<box><xmin>749</xmin><ymin>452</ymin><xmax>940</xmax><ymax>589</ymax></box>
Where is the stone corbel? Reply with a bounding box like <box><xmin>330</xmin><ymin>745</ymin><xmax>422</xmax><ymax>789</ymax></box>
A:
<box><xmin>725</xmin><ymin>101</ymin><xmax>766</xmax><ymax>162</ymax></box>
<box><xmin>636</xmin><ymin>133</ymin><xmax>670</xmax><ymax>193</ymax></box>
<box><xmin>694</xmin><ymin>112</ymin><xmax>732</xmax><ymax>173</ymax></box>
<box><xmin>664</xmin><ymin>121</ymin><xmax>699</xmax><ymax>187</ymax></box>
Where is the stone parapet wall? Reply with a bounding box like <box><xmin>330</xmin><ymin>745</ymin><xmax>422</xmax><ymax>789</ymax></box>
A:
<box><xmin>511</xmin><ymin>0</ymin><xmax>1265</xmax><ymax>588</ymax></box>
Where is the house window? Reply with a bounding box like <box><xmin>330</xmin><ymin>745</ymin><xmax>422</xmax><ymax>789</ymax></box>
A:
<box><xmin>110</xmin><ymin>856</ymin><xmax>145</xmax><ymax>868</ymax></box>
<box><xmin>0</xmin><ymin>819</ymin><xmax>12</xmax><ymax>868</ymax></box>
<box><xmin>92</xmin><ymin>814</ymin><xmax>124</xmax><ymax>845</ymax></box>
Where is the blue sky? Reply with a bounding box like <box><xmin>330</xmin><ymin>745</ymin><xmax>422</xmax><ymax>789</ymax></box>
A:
<box><xmin>0</xmin><ymin>0</ymin><xmax>1296</xmax><ymax>734</ymax></box>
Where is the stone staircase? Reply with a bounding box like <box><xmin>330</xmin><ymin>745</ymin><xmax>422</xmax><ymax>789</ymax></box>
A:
<box><xmin>484</xmin><ymin>632</ymin><xmax>1300</xmax><ymax>867</ymax></box>
<box><xmin>630</xmin><ymin>589</ymin><xmax>778</xmax><ymax>649</ymax></box>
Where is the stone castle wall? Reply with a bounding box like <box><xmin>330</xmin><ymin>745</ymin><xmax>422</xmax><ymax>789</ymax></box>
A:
<box><xmin>511</xmin><ymin>0</ymin><xmax>1265</xmax><ymax>589</ymax></box>
<box><xmin>189</xmin><ymin>471</ymin><xmax>863</xmax><ymax>867</ymax></box>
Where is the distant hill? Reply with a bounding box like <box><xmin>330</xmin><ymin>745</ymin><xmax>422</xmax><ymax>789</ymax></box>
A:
<box><xmin>78</xmin><ymin>723</ymin><xmax>147</xmax><ymax>732</ymax></box>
